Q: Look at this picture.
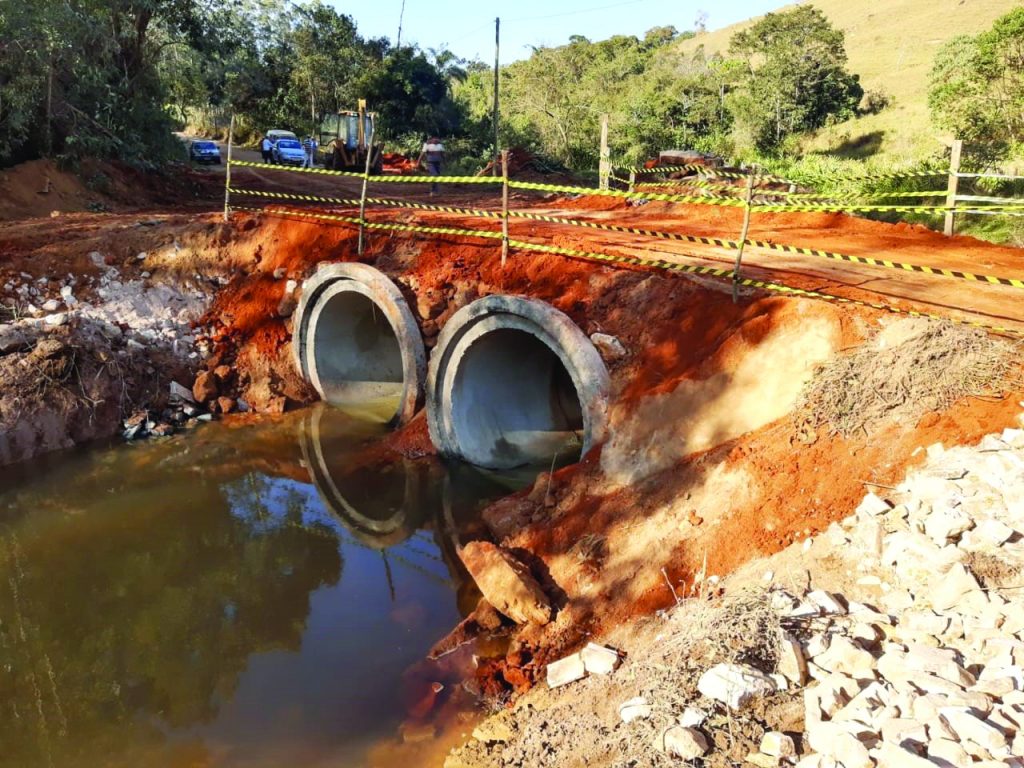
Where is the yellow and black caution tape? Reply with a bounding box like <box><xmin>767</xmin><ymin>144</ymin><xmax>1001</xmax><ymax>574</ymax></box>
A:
<box><xmin>622</xmin><ymin>164</ymin><xmax>798</xmax><ymax>185</ymax></box>
<box><xmin>231</xmin><ymin>205</ymin><xmax>503</xmax><ymax>241</ymax></box>
<box><xmin>506</xmin><ymin>210</ymin><xmax>1024</xmax><ymax>289</ymax></box>
<box><xmin>229</xmin><ymin>159</ymin><xmax>503</xmax><ymax>185</ymax></box>
<box><xmin>789</xmin><ymin>169</ymin><xmax>947</xmax><ymax>183</ymax></box>
<box><xmin>230</xmin><ymin>160</ymin><xmax>364</xmax><ymax>178</ymax></box>
<box><xmin>230</xmin><ymin>188</ymin><xmax>362</xmax><ymax>206</ymax></box>
<box><xmin>510</xmin><ymin>239</ymin><xmax>1022</xmax><ymax>337</ymax></box>
<box><xmin>230</xmin><ymin>189</ymin><xmax>1024</xmax><ymax>289</ymax></box>
<box><xmin>229</xmin><ymin>186</ymin><xmax>503</xmax><ymax>219</ymax></box>
<box><xmin>760</xmin><ymin>202</ymin><xmax>1024</xmax><ymax>215</ymax></box>
<box><xmin>507</xmin><ymin>179</ymin><xmax>746</xmax><ymax>208</ymax></box>
<box><xmin>231</xmin><ymin>203</ymin><xmax>1023</xmax><ymax>337</ymax></box>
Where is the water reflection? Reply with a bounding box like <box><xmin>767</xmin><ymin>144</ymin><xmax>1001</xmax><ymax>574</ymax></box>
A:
<box><xmin>0</xmin><ymin>406</ymin><xmax>532</xmax><ymax>768</ymax></box>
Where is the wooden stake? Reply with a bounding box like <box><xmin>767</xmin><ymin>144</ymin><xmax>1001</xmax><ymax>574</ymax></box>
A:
<box><xmin>358</xmin><ymin>121</ymin><xmax>374</xmax><ymax>257</ymax></box>
<box><xmin>223</xmin><ymin>114</ymin><xmax>235</xmax><ymax>222</ymax></box>
<box><xmin>732</xmin><ymin>173</ymin><xmax>756</xmax><ymax>303</ymax></box>
<box><xmin>598</xmin><ymin>114</ymin><xmax>610</xmax><ymax>191</ymax></box>
<box><xmin>501</xmin><ymin>149</ymin><xmax>510</xmax><ymax>268</ymax></box>
<box><xmin>944</xmin><ymin>138</ymin><xmax>963</xmax><ymax>237</ymax></box>
<box><xmin>628</xmin><ymin>170</ymin><xmax>636</xmax><ymax>194</ymax></box>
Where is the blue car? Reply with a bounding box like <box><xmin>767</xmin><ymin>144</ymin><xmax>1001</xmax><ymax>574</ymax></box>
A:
<box><xmin>272</xmin><ymin>139</ymin><xmax>305</xmax><ymax>166</ymax></box>
<box><xmin>189</xmin><ymin>140</ymin><xmax>222</xmax><ymax>165</ymax></box>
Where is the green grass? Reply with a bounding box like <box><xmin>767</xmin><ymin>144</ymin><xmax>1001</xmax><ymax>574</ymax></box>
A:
<box><xmin>675</xmin><ymin>0</ymin><xmax>1020</xmax><ymax>163</ymax></box>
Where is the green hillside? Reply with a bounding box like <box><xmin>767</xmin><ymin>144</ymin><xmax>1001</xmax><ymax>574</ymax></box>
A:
<box><xmin>674</xmin><ymin>0</ymin><xmax>1020</xmax><ymax>161</ymax></box>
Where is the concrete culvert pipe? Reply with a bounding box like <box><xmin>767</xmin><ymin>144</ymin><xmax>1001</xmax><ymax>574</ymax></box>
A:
<box><xmin>427</xmin><ymin>295</ymin><xmax>611</xmax><ymax>470</ymax></box>
<box><xmin>293</xmin><ymin>263</ymin><xmax>425</xmax><ymax>426</ymax></box>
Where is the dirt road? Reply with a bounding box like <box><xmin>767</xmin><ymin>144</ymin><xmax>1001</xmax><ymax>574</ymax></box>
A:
<box><xmin>225</xmin><ymin>162</ymin><xmax>1024</xmax><ymax>336</ymax></box>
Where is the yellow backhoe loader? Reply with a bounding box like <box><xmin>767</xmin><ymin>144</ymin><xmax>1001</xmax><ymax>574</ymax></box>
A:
<box><xmin>318</xmin><ymin>99</ymin><xmax>384</xmax><ymax>173</ymax></box>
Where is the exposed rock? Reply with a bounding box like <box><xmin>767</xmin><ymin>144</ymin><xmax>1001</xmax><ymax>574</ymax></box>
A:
<box><xmin>677</xmin><ymin>706</ymin><xmax>709</xmax><ymax>727</ymax></box>
<box><xmin>459</xmin><ymin>541</ymin><xmax>552</xmax><ymax>625</ymax></box>
<box><xmin>931</xmin><ymin>563</ymin><xmax>982</xmax><ymax>611</ymax></box>
<box><xmin>546</xmin><ymin>653</ymin><xmax>585</xmax><ymax>689</ymax></box>
<box><xmin>618</xmin><ymin>696</ymin><xmax>651</xmax><ymax>723</ymax></box>
<box><xmin>590</xmin><ymin>332</ymin><xmax>626</xmax><ymax>361</ymax></box>
<box><xmin>778</xmin><ymin>634</ymin><xmax>811</xmax><ymax>688</ymax></box>
<box><xmin>169</xmin><ymin>381</ymin><xmax>195</xmax><ymax>403</ymax></box>
<box><xmin>760</xmin><ymin>731</ymin><xmax>796</xmax><ymax>759</ymax></box>
<box><xmin>580</xmin><ymin>642</ymin><xmax>620</xmax><ymax>675</ymax></box>
<box><xmin>657</xmin><ymin>725</ymin><xmax>709</xmax><ymax>759</ymax></box>
<box><xmin>192</xmin><ymin>370</ymin><xmax>219</xmax><ymax>402</ymax></box>
<box><xmin>697</xmin><ymin>663</ymin><xmax>776</xmax><ymax>709</ymax></box>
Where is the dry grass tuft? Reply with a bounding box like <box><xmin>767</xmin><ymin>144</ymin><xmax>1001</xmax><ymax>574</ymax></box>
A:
<box><xmin>797</xmin><ymin>322</ymin><xmax>1019</xmax><ymax>438</ymax></box>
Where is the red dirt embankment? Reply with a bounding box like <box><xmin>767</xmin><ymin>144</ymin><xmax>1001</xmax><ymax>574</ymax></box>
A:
<box><xmin>196</xmin><ymin>207</ymin><xmax>1023</xmax><ymax>701</ymax></box>
<box><xmin>0</xmin><ymin>158</ymin><xmax>218</xmax><ymax>222</ymax></box>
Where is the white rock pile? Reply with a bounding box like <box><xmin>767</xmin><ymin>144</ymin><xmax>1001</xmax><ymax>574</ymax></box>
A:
<box><xmin>763</xmin><ymin>426</ymin><xmax>1024</xmax><ymax>767</ymax></box>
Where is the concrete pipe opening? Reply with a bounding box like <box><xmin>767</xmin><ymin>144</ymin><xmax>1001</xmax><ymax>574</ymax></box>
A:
<box><xmin>293</xmin><ymin>263</ymin><xmax>425</xmax><ymax>426</ymax></box>
<box><xmin>427</xmin><ymin>295</ymin><xmax>610</xmax><ymax>470</ymax></box>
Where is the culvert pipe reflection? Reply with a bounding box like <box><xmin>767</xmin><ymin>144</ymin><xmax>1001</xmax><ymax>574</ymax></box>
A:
<box><xmin>427</xmin><ymin>295</ymin><xmax>611</xmax><ymax>470</ymax></box>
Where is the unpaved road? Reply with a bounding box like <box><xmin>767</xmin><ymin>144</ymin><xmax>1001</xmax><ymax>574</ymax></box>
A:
<box><xmin>225</xmin><ymin>161</ymin><xmax>1024</xmax><ymax>336</ymax></box>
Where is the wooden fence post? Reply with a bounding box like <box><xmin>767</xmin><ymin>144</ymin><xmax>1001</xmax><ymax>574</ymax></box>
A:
<box><xmin>223</xmin><ymin>114</ymin><xmax>235</xmax><ymax>222</ymax></box>
<box><xmin>628</xmin><ymin>170</ymin><xmax>636</xmax><ymax>194</ymax></box>
<box><xmin>944</xmin><ymin>138</ymin><xmax>963</xmax><ymax>237</ymax></box>
<box><xmin>732</xmin><ymin>173</ymin><xmax>756</xmax><ymax>304</ymax></box>
<box><xmin>598</xmin><ymin>114</ymin><xmax>610</xmax><ymax>191</ymax></box>
<box><xmin>357</xmin><ymin>124</ymin><xmax>374</xmax><ymax>257</ymax></box>
<box><xmin>501</xmin><ymin>149</ymin><xmax>510</xmax><ymax>268</ymax></box>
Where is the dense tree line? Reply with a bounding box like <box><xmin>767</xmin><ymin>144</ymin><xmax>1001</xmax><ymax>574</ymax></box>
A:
<box><xmin>0</xmin><ymin>0</ymin><xmax>471</xmax><ymax>167</ymax></box>
<box><xmin>4</xmin><ymin>0</ymin><xmax>1019</xmax><ymax>174</ymax></box>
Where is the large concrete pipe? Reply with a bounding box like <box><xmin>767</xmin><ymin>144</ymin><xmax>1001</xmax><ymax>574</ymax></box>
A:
<box><xmin>427</xmin><ymin>295</ymin><xmax>611</xmax><ymax>470</ymax></box>
<box><xmin>293</xmin><ymin>263</ymin><xmax>425</xmax><ymax>426</ymax></box>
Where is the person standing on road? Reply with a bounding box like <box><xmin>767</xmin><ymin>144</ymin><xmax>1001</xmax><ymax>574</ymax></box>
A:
<box><xmin>261</xmin><ymin>135</ymin><xmax>272</xmax><ymax>163</ymax></box>
<box><xmin>302</xmin><ymin>136</ymin><xmax>318</xmax><ymax>168</ymax></box>
<box><xmin>417</xmin><ymin>136</ymin><xmax>445</xmax><ymax>195</ymax></box>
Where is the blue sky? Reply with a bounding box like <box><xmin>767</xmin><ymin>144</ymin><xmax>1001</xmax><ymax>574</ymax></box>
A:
<box><xmin>330</xmin><ymin>0</ymin><xmax>788</xmax><ymax>62</ymax></box>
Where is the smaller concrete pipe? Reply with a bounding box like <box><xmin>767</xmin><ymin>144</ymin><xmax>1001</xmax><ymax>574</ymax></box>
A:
<box><xmin>427</xmin><ymin>295</ymin><xmax>610</xmax><ymax>470</ymax></box>
<box><xmin>293</xmin><ymin>263</ymin><xmax>425</xmax><ymax>426</ymax></box>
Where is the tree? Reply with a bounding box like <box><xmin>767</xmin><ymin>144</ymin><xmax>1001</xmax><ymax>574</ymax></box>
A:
<box><xmin>929</xmin><ymin>8</ymin><xmax>1024</xmax><ymax>160</ymax></box>
<box><xmin>728</xmin><ymin>6</ymin><xmax>862</xmax><ymax>151</ymax></box>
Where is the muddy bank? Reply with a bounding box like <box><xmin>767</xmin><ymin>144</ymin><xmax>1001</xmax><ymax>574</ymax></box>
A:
<box><xmin>3</xmin><ymin>193</ymin><xmax>1024</xmax><ymax>768</ymax></box>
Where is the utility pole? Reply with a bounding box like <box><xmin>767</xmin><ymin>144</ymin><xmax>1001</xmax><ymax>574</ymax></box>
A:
<box><xmin>396</xmin><ymin>0</ymin><xmax>406</xmax><ymax>48</ymax></box>
<box><xmin>492</xmin><ymin>17</ymin><xmax>500</xmax><ymax>176</ymax></box>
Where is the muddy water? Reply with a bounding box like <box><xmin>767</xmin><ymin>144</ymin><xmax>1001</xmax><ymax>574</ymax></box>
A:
<box><xmin>0</xmin><ymin>405</ymin><xmax>528</xmax><ymax>768</ymax></box>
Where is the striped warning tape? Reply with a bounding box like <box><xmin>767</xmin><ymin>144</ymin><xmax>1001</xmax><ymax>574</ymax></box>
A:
<box><xmin>759</xmin><ymin>202</ymin><xmax>1024</xmax><ymax>215</ymax></box>
<box><xmin>789</xmin><ymin>169</ymin><xmax>947</xmax><ymax>183</ymax></box>
<box><xmin>507</xmin><ymin>180</ymin><xmax>746</xmax><ymax>208</ymax></box>
<box><xmin>508</xmin><ymin>212</ymin><xmax>1024</xmax><ymax>289</ymax></box>
<box><xmin>231</xmin><ymin>205</ymin><xmax>503</xmax><ymax>241</ymax></box>
<box><xmin>230</xmin><ymin>187</ymin><xmax>502</xmax><ymax>218</ymax></box>
<box><xmin>512</xmin><ymin>239</ymin><xmax>1022</xmax><ymax>337</ymax></box>
<box><xmin>230</xmin><ymin>204</ymin><xmax>1023</xmax><ymax>337</ymax></box>
<box><xmin>230</xmin><ymin>188</ymin><xmax>362</xmax><ymax>206</ymax></box>
<box><xmin>623</xmin><ymin>164</ymin><xmax>795</xmax><ymax>184</ymax></box>
<box><xmin>230</xmin><ymin>160</ymin><xmax>363</xmax><ymax>178</ymax></box>
<box><xmin>229</xmin><ymin>159</ymin><xmax>503</xmax><ymax>185</ymax></box>
<box><xmin>230</xmin><ymin>179</ymin><xmax>748</xmax><ymax>211</ymax></box>
<box><xmin>229</xmin><ymin>189</ymin><xmax>1024</xmax><ymax>289</ymax></box>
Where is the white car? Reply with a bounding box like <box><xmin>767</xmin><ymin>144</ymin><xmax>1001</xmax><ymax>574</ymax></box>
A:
<box><xmin>266</xmin><ymin>129</ymin><xmax>298</xmax><ymax>144</ymax></box>
<box><xmin>272</xmin><ymin>139</ymin><xmax>305</xmax><ymax>166</ymax></box>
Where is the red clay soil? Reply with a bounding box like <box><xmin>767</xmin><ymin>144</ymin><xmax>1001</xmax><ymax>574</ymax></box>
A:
<box><xmin>0</xmin><ymin>158</ymin><xmax>219</xmax><ymax>222</ymax></box>
<box><xmin>195</xmin><ymin>207</ymin><xmax>1023</xmax><ymax>701</ymax></box>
